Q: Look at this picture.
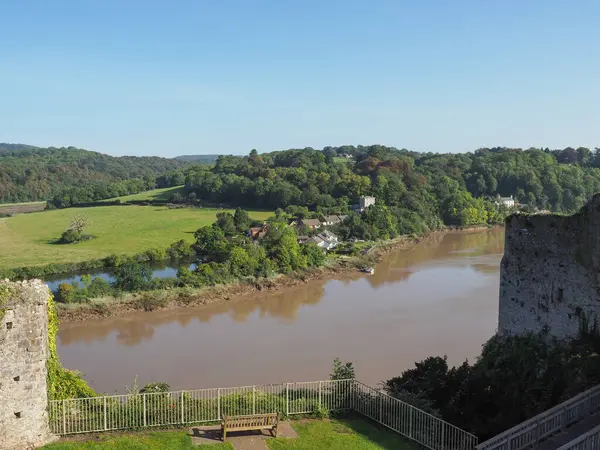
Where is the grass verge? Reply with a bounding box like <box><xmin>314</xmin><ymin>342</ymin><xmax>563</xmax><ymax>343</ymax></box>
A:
<box><xmin>42</xmin><ymin>431</ymin><xmax>233</xmax><ymax>449</ymax></box>
<box><xmin>267</xmin><ymin>418</ymin><xmax>418</xmax><ymax>450</ymax></box>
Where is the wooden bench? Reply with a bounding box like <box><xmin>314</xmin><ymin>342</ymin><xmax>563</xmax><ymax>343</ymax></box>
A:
<box><xmin>221</xmin><ymin>412</ymin><xmax>279</xmax><ymax>441</ymax></box>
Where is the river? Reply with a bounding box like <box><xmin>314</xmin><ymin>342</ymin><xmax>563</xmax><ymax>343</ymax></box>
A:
<box><xmin>57</xmin><ymin>228</ymin><xmax>504</xmax><ymax>394</ymax></box>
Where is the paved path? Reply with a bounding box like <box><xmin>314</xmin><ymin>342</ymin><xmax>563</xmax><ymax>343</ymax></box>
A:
<box><xmin>190</xmin><ymin>421</ymin><xmax>297</xmax><ymax>449</ymax></box>
<box><xmin>538</xmin><ymin>412</ymin><xmax>600</xmax><ymax>450</ymax></box>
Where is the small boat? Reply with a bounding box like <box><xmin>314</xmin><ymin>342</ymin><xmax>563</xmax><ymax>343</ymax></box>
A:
<box><xmin>360</xmin><ymin>267</ymin><xmax>375</xmax><ymax>275</ymax></box>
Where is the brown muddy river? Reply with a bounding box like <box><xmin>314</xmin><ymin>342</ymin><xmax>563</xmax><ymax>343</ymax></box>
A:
<box><xmin>58</xmin><ymin>229</ymin><xmax>504</xmax><ymax>394</ymax></box>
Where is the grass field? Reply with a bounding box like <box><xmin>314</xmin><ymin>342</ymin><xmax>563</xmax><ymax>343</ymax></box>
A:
<box><xmin>100</xmin><ymin>186</ymin><xmax>186</xmax><ymax>203</ymax></box>
<box><xmin>0</xmin><ymin>205</ymin><xmax>272</xmax><ymax>269</ymax></box>
<box><xmin>41</xmin><ymin>419</ymin><xmax>417</xmax><ymax>449</ymax></box>
<box><xmin>42</xmin><ymin>431</ymin><xmax>233</xmax><ymax>449</ymax></box>
<box><xmin>268</xmin><ymin>419</ymin><xmax>417</xmax><ymax>450</ymax></box>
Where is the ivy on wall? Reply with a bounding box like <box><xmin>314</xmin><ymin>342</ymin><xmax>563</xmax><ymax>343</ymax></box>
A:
<box><xmin>46</xmin><ymin>292</ymin><xmax>96</xmax><ymax>400</ymax></box>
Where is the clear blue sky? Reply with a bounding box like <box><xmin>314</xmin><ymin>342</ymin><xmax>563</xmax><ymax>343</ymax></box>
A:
<box><xmin>1</xmin><ymin>1</ymin><xmax>599</xmax><ymax>157</ymax></box>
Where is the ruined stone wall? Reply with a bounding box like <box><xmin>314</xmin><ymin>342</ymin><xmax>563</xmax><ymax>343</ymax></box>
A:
<box><xmin>0</xmin><ymin>280</ymin><xmax>56</xmax><ymax>450</ymax></box>
<box><xmin>499</xmin><ymin>195</ymin><xmax>600</xmax><ymax>339</ymax></box>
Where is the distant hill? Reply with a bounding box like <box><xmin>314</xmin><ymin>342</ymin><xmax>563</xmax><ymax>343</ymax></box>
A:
<box><xmin>174</xmin><ymin>154</ymin><xmax>221</xmax><ymax>164</ymax></box>
<box><xmin>0</xmin><ymin>143</ymin><xmax>40</xmax><ymax>153</ymax></box>
<box><xmin>0</xmin><ymin>144</ymin><xmax>187</xmax><ymax>204</ymax></box>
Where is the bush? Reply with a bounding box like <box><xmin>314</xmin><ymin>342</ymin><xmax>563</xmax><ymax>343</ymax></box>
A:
<box><xmin>58</xmin><ymin>229</ymin><xmax>82</xmax><ymax>244</ymax></box>
<box><xmin>132</xmin><ymin>293</ymin><xmax>168</xmax><ymax>312</ymax></box>
<box><xmin>56</xmin><ymin>283</ymin><xmax>76</xmax><ymax>303</ymax></box>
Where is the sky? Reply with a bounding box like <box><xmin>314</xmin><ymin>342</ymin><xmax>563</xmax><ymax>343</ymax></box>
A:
<box><xmin>1</xmin><ymin>1</ymin><xmax>599</xmax><ymax>157</ymax></box>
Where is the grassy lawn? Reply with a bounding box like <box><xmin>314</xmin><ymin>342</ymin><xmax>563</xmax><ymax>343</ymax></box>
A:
<box><xmin>41</xmin><ymin>431</ymin><xmax>233</xmax><ymax>449</ymax></box>
<box><xmin>0</xmin><ymin>205</ymin><xmax>272</xmax><ymax>269</ymax></box>
<box><xmin>41</xmin><ymin>419</ymin><xmax>416</xmax><ymax>450</ymax></box>
<box><xmin>100</xmin><ymin>186</ymin><xmax>186</xmax><ymax>203</ymax></box>
<box><xmin>268</xmin><ymin>418</ymin><xmax>418</xmax><ymax>450</ymax></box>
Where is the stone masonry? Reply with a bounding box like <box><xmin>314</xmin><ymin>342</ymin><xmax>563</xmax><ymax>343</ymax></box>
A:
<box><xmin>0</xmin><ymin>280</ymin><xmax>56</xmax><ymax>450</ymax></box>
<box><xmin>499</xmin><ymin>194</ymin><xmax>600</xmax><ymax>339</ymax></box>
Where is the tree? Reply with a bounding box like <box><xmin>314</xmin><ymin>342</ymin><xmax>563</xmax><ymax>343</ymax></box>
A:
<box><xmin>330</xmin><ymin>357</ymin><xmax>355</xmax><ymax>380</ymax></box>
<box><xmin>194</xmin><ymin>226</ymin><xmax>230</xmax><ymax>262</ymax></box>
<box><xmin>302</xmin><ymin>243</ymin><xmax>325</xmax><ymax>267</ymax></box>
<box><xmin>112</xmin><ymin>261</ymin><xmax>153</xmax><ymax>291</ymax></box>
<box><xmin>214</xmin><ymin>212</ymin><xmax>237</xmax><ymax>236</ymax></box>
<box><xmin>233</xmin><ymin>208</ymin><xmax>250</xmax><ymax>232</ymax></box>
<box><xmin>70</xmin><ymin>215</ymin><xmax>89</xmax><ymax>234</ymax></box>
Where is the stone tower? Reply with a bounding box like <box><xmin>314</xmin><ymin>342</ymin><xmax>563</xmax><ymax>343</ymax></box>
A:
<box><xmin>499</xmin><ymin>194</ymin><xmax>600</xmax><ymax>339</ymax></box>
<box><xmin>0</xmin><ymin>280</ymin><xmax>56</xmax><ymax>449</ymax></box>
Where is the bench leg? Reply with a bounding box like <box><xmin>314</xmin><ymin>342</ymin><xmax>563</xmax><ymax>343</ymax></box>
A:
<box><xmin>223</xmin><ymin>426</ymin><xmax>227</xmax><ymax>442</ymax></box>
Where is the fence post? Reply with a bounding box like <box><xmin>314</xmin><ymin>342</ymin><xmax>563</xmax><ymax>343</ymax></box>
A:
<box><xmin>217</xmin><ymin>388</ymin><xmax>221</xmax><ymax>419</ymax></box>
<box><xmin>143</xmin><ymin>394</ymin><xmax>147</xmax><ymax>427</ymax></box>
<box><xmin>408</xmin><ymin>406</ymin><xmax>413</xmax><ymax>439</ymax></box>
<box><xmin>379</xmin><ymin>391</ymin><xmax>383</xmax><ymax>423</ymax></box>
<box><xmin>62</xmin><ymin>400</ymin><xmax>66</xmax><ymax>435</ymax></box>
<box><xmin>181</xmin><ymin>391</ymin><xmax>184</xmax><ymax>424</ymax></box>
<box><xmin>103</xmin><ymin>397</ymin><xmax>107</xmax><ymax>431</ymax></box>
<box><xmin>286</xmin><ymin>383</ymin><xmax>289</xmax><ymax>416</ymax></box>
<box><xmin>319</xmin><ymin>381</ymin><xmax>323</xmax><ymax>408</ymax></box>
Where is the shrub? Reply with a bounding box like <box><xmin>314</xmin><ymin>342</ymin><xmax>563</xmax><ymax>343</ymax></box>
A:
<box><xmin>132</xmin><ymin>293</ymin><xmax>168</xmax><ymax>312</ymax></box>
<box><xmin>56</xmin><ymin>283</ymin><xmax>76</xmax><ymax>303</ymax></box>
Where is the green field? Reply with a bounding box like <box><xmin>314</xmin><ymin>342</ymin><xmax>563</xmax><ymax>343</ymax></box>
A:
<box><xmin>100</xmin><ymin>186</ymin><xmax>186</xmax><ymax>203</ymax></box>
<box><xmin>0</xmin><ymin>205</ymin><xmax>272</xmax><ymax>269</ymax></box>
<box><xmin>268</xmin><ymin>419</ymin><xmax>417</xmax><ymax>450</ymax></box>
<box><xmin>42</xmin><ymin>419</ymin><xmax>416</xmax><ymax>449</ymax></box>
<box><xmin>42</xmin><ymin>431</ymin><xmax>232</xmax><ymax>449</ymax></box>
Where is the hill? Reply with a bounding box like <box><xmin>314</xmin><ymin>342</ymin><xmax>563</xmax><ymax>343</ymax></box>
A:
<box><xmin>0</xmin><ymin>144</ymin><xmax>187</xmax><ymax>204</ymax></box>
<box><xmin>0</xmin><ymin>143</ymin><xmax>40</xmax><ymax>153</ymax></box>
<box><xmin>174</xmin><ymin>154</ymin><xmax>221</xmax><ymax>164</ymax></box>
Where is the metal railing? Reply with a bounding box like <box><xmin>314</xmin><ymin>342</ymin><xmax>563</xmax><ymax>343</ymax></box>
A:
<box><xmin>556</xmin><ymin>423</ymin><xmax>600</xmax><ymax>450</ymax></box>
<box><xmin>353</xmin><ymin>381</ymin><xmax>478</xmax><ymax>450</ymax></box>
<box><xmin>49</xmin><ymin>379</ymin><xmax>353</xmax><ymax>435</ymax></box>
<box><xmin>49</xmin><ymin>378</ymin><xmax>478</xmax><ymax>449</ymax></box>
<box><xmin>476</xmin><ymin>384</ymin><xmax>600</xmax><ymax>450</ymax></box>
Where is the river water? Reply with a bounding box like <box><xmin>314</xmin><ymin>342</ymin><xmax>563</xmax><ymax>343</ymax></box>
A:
<box><xmin>57</xmin><ymin>229</ymin><xmax>504</xmax><ymax>394</ymax></box>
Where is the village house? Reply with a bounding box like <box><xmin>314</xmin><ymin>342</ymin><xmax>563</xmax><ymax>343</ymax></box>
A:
<box><xmin>297</xmin><ymin>218</ymin><xmax>322</xmax><ymax>230</ymax></box>
<box><xmin>352</xmin><ymin>195</ymin><xmax>376</xmax><ymax>212</ymax></box>
<box><xmin>247</xmin><ymin>223</ymin><xmax>269</xmax><ymax>239</ymax></box>
<box><xmin>321</xmin><ymin>214</ymin><xmax>348</xmax><ymax>226</ymax></box>
<box><xmin>497</xmin><ymin>195</ymin><xmax>515</xmax><ymax>208</ymax></box>
<box><xmin>302</xmin><ymin>230</ymin><xmax>339</xmax><ymax>251</ymax></box>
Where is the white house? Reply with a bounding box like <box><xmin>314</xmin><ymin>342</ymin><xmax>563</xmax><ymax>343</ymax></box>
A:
<box><xmin>499</xmin><ymin>195</ymin><xmax>515</xmax><ymax>208</ymax></box>
<box><xmin>304</xmin><ymin>230</ymin><xmax>339</xmax><ymax>251</ymax></box>
<box><xmin>359</xmin><ymin>196</ymin><xmax>376</xmax><ymax>210</ymax></box>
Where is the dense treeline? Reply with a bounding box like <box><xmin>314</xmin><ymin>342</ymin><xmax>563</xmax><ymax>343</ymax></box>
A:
<box><xmin>0</xmin><ymin>144</ymin><xmax>186</xmax><ymax>204</ymax></box>
<box><xmin>185</xmin><ymin>145</ymin><xmax>600</xmax><ymax>231</ymax></box>
<box><xmin>385</xmin><ymin>331</ymin><xmax>600</xmax><ymax>440</ymax></box>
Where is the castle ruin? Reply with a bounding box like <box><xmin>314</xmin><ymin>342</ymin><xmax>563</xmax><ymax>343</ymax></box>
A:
<box><xmin>0</xmin><ymin>280</ymin><xmax>56</xmax><ymax>450</ymax></box>
<box><xmin>499</xmin><ymin>194</ymin><xmax>600</xmax><ymax>339</ymax></box>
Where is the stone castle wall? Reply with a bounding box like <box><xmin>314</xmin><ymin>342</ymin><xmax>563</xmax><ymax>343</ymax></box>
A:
<box><xmin>0</xmin><ymin>280</ymin><xmax>56</xmax><ymax>450</ymax></box>
<box><xmin>499</xmin><ymin>195</ymin><xmax>600</xmax><ymax>339</ymax></box>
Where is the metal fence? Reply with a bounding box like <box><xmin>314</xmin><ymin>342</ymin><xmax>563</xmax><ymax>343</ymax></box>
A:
<box><xmin>49</xmin><ymin>378</ymin><xmax>478</xmax><ymax>449</ymax></box>
<box><xmin>352</xmin><ymin>381</ymin><xmax>478</xmax><ymax>450</ymax></box>
<box><xmin>476</xmin><ymin>384</ymin><xmax>600</xmax><ymax>450</ymax></box>
<box><xmin>48</xmin><ymin>379</ymin><xmax>354</xmax><ymax>435</ymax></box>
<box><xmin>556</xmin><ymin>423</ymin><xmax>600</xmax><ymax>450</ymax></box>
